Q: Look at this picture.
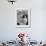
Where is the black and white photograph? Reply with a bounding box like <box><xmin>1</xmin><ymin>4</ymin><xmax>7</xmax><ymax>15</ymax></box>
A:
<box><xmin>16</xmin><ymin>8</ymin><xmax>31</xmax><ymax>28</ymax></box>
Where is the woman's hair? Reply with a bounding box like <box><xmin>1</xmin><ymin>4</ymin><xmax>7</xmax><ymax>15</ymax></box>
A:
<box><xmin>22</xmin><ymin>14</ymin><xmax>28</xmax><ymax>18</ymax></box>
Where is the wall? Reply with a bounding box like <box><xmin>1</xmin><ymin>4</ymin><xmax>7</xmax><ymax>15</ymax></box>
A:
<box><xmin>0</xmin><ymin>0</ymin><xmax>46</xmax><ymax>41</ymax></box>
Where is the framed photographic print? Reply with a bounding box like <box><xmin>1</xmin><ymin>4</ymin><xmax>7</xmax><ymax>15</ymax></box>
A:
<box><xmin>16</xmin><ymin>8</ymin><xmax>31</xmax><ymax>28</ymax></box>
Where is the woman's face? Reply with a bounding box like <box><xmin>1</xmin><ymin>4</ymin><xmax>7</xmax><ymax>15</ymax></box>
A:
<box><xmin>17</xmin><ymin>10</ymin><xmax>28</xmax><ymax>25</ymax></box>
<box><xmin>17</xmin><ymin>14</ymin><xmax>28</xmax><ymax>25</ymax></box>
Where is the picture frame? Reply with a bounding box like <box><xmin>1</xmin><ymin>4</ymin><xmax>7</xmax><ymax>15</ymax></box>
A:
<box><xmin>16</xmin><ymin>8</ymin><xmax>31</xmax><ymax>28</ymax></box>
